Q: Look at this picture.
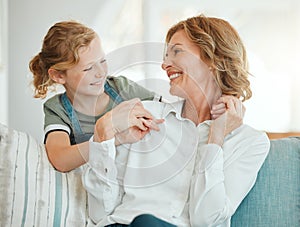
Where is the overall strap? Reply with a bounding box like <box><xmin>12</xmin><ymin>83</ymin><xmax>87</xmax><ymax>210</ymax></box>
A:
<box><xmin>60</xmin><ymin>92</ymin><xmax>83</xmax><ymax>135</ymax></box>
<box><xmin>60</xmin><ymin>82</ymin><xmax>123</xmax><ymax>143</ymax></box>
<box><xmin>104</xmin><ymin>82</ymin><xmax>124</xmax><ymax>104</ymax></box>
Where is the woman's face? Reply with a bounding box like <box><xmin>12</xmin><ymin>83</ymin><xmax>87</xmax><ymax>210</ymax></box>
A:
<box><xmin>63</xmin><ymin>36</ymin><xmax>108</xmax><ymax>100</ymax></box>
<box><xmin>161</xmin><ymin>29</ymin><xmax>218</xmax><ymax>101</ymax></box>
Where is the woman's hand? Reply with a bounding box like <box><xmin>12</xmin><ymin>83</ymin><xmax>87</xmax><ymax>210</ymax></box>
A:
<box><xmin>211</xmin><ymin>95</ymin><xmax>246</xmax><ymax>120</ymax></box>
<box><xmin>208</xmin><ymin>95</ymin><xmax>245</xmax><ymax>146</ymax></box>
<box><xmin>211</xmin><ymin>100</ymin><xmax>226</xmax><ymax>120</ymax></box>
<box><xmin>94</xmin><ymin>98</ymin><xmax>163</xmax><ymax>143</ymax></box>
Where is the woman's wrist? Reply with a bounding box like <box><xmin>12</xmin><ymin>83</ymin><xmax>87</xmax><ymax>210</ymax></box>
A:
<box><xmin>208</xmin><ymin>122</ymin><xmax>225</xmax><ymax>146</ymax></box>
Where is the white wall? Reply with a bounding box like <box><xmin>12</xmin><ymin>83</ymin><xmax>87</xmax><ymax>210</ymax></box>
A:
<box><xmin>8</xmin><ymin>0</ymin><xmax>105</xmax><ymax>141</ymax></box>
<box><xmin>6</xmin><ymin>0</ymin><xmax>300</xmax><ymax>142</ymax></box>
<box><xmin>0</xmin><ymin>0</ymin><xmax>8</xmax><ymax>124</ymax></box>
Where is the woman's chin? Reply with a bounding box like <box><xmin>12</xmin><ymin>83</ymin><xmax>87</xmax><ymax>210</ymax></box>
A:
<box><xmin>169</xmin><ymin>88</ymin><xmax>177</xmax><ymax>96</ymax></box>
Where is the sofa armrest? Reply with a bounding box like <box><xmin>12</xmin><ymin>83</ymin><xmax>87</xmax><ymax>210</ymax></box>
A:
<box><xmin>231</xmin><ymin>137</ymin><xmax>300</xmax><ymax>226</ymax></box>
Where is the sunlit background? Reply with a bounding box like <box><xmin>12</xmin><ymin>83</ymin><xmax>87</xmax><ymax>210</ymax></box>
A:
<box><xmin>0</xmin><ymin>0</ymin><xmax>299</xmax><ymax>141</ymax></box>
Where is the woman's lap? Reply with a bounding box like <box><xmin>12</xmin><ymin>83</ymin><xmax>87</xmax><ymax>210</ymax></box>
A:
<box><xmin>105</xmin><ymin>214</ymin><xmax>176</xmax><ymax>227</ymax></box>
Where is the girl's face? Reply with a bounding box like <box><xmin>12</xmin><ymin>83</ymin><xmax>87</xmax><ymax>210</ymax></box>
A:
<box><xmin>161</xmin><ymin>29</ymin><xmax>219</xmax><ymax>102</ymax></box>
<box><xmin>64</xmin><ymin>36</ymin><xmax>107</xmax><ymax>99</ymax></box>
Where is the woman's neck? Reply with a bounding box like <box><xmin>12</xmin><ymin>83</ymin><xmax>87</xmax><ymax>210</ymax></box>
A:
<box><xmin>181</xmin><ymin>75</ymin><xmax>222</xmax><ymax>125</ymax></box>
<box><xmin>182</xmin><ymin>98</ymin><xmax>211</xmax><ymax>125</ymax></box>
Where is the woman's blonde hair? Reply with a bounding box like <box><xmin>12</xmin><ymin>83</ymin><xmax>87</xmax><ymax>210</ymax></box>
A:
<box><xmin>29</xmin><ymin>21</ymin><xmax>96</xmax><ymax>98</ymax></box>
<box><xmin>166</xmin><ymin>14</ymin><xmax>252</xmax><ymax>101</ymax></box>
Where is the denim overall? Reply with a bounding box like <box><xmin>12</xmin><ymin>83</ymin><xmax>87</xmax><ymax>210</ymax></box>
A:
<box><xmin>60</xmin><ymin>82</ymin><xmax>123</xmax><ymax>145</ymax></box>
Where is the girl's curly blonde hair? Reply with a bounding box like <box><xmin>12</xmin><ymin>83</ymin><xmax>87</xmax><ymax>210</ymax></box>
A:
<box><xmin>29</xmin><ymin>21</ymin><xmax>96</xmax><ymax>98</ymax></box>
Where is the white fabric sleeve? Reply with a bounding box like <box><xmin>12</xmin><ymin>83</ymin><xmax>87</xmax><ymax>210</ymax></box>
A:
<box><xmin>82</xmin><ymin>137</ymin><xmax>121</xmax><ymax>224</ymax></box>
<box><xmin>189</xmin><ymin>133</ymin><xmax>270</xmax><ymax>227</ymax></box>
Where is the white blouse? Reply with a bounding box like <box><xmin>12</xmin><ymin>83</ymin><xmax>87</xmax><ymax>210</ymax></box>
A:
<box><xmin>82</xmin><ymin>100</ymin><xmax>270</xmax><ymax>227</ymax></box>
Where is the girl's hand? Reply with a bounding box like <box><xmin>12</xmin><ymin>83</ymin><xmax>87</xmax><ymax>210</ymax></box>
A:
<box><xmin>208</xmin><ymin>95</ymin><xmax>245</xmax><ymax>146</ymax></box>
<box><xmin>115</xmin><ymin>118</ymin><xmax>164</xmax><ymax>145</ymax></box>
<box><xmin>94</xmin><ymin>98</ymin><xmax>163</xmax><ymax>143</ymax></box>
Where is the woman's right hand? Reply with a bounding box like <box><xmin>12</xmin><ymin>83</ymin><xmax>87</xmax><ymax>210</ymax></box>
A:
<box><xmin>93</xmin><ymin>98</ymin><xmax>163</xmax><ymax>143</ymax></box>
<box><xmin>208</xmin><ymin>95</ymin><xmax>245</xmax><ymax>146</ymax></box>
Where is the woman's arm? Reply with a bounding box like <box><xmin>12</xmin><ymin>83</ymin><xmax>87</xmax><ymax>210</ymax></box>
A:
<box><xmin>189</xmin><ymin>95</ymin><xmax>269</xmax><ymax>226</ymax></box>
<box><xmin>82</xmin><ymin>137</ymin><xmax>122</xmax><ymax>225</ymax></box>
<box><xmin>189</xmin><ymin>132</ymin><xmax>270</xmax><ymax>226</ymax></box>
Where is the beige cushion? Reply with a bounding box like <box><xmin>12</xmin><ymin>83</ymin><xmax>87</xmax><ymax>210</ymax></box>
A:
<box><xmin>0</xmin><ymin>123</ymin><xmax>87</xmax><ymax>226</ymax></box>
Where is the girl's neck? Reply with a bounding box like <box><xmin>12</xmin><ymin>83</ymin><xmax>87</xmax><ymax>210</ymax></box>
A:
<box><xmin>68</xmin><ymin>92</ymin><xmax>110</xmax><ymax>116</ymax></box>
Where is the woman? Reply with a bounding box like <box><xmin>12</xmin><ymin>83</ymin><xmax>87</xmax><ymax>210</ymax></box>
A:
<box><xmin>82</xmin><ymin>15</ymin><xmax>270</xmax><ymax>227</ymax></box>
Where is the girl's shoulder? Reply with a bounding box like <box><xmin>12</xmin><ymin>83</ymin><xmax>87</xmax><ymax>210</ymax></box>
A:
<box><xmin>43</xmin><ymin>93</ymin><xmax>64</xmax><ymax>109</ymax></box>
<box><xmin>106</xmin><ymin>75</ymin><xmax>134</xmax><ymax>90</ymax></box>
<box><xmin>106</xmin><ymin>75</ymin><xmax>156</xmax><ymax>101</ymax></box>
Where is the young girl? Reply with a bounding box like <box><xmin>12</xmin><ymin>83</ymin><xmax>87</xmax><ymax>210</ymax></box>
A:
<box><xmin>29</xmin><ymin>21</ymin><xmax>163</xmax><ymax>172</ymax></box>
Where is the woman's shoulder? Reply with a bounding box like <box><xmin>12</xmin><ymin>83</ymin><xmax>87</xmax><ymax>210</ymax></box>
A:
<box><xmin>141</xmin><ymin>100</ymin><xmax>166</xmax><ymax>119</ymax></box>
<box><xmin>223</xmin><ymin>124</ymin><xmax>270</xmax><ymax>162</ymax></box>
<box><xmin>239</xmin><ymin>124</ymin><xmax>268</xmax><ymax>137</ymax></box>
<box><xmin>141</xmin><ymin>100</ymin><xmax>184</xmax><ymax>119</ymax></box>
<box><xmin>142</xmin><ymin>100</ymin><xmax>166</xmax><ymax>109</ymax></box>
<box><xmin>231</xmin><ymin>124</ymin><xmax>270</xmax><ymax>147</ymax></box>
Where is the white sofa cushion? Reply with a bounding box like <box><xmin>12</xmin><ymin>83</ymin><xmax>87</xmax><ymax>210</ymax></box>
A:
<box><xmin>0</xmin><ymin>123</ymin><xmax>87</xmax><ymax>226</ymax></box>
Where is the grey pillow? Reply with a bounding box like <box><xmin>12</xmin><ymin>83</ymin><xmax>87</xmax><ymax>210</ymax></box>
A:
<box><xmin>232</xmin><ymin>137</ymin><xmax>300</xmax><ymax>227</ymax></box>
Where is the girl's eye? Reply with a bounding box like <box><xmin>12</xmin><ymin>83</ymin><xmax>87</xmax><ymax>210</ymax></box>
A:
<box><xmin>83</xmin><ymin>59</ymin><xmax>106</xmax><ymax>72</ymax></box>
<box><xmin>83</xmin><ymin>66</ymin><xmax>92</xmax><ymax>72</ymax></box>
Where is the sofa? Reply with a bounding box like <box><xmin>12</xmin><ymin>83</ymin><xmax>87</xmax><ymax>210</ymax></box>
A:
<box><xmin>0</xmin><ymin>123</ymin><xmax>299</xmax><ymax>227</ymax></box>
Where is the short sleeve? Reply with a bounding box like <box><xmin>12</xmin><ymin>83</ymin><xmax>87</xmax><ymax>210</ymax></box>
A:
<box><xmin>107</xmin><ymin>76</ymin><xmax>160</xmax><ymax>101</ymax></box>
<box><xmin>43</xmin><ymin>94</ymin><xmax>72</xmax><ymax>138</ymax></box>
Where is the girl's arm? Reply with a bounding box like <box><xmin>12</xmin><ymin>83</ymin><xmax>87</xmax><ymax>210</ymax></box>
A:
<box><xmin>46</xmin><ymin>98</ymin><xmax>163</xmax><ymax>172</ymax></box>
<box><xmin>45</xmin><ymin>131</ymin><xmax>89</xmax><ymax>172</ymax></box>
<box><xmin>82</xmin><ymin>137</ymin><xmax>122</xmax><ymax>225</ymax></box>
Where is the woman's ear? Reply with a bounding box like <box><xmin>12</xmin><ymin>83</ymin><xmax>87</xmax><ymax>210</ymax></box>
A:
<box><xmin>48</xmin><ymin>68</ymin><xmax>66</xmax><ymax>84</ymax></box>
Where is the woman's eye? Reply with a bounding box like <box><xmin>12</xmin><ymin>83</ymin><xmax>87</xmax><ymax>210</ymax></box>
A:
<box><xmin>100</xmin><ymin>59</ymin><xmax>107</xmax><ymax>64</ymax></box>
<box><xmin>173</xmin><ymin>49</ymin><xmax>182</xmax><ymax>55</ymax></box>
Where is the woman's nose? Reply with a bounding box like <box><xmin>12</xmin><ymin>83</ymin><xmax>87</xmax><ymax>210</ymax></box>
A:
<box><xmin>161</xmin><ymin>56</ymin><xmax>172</xmax><ymax>71</ymax></box>
<box><xmin>161</xmin><ymin>62</ymin><xmax>167</xmax><ymax>70</ymax></box>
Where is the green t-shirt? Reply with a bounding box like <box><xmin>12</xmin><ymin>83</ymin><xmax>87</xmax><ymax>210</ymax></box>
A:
<box><xmin>43</xmin><ymin>75</ymin><xmax>158</xmax><ymax>143</ymax></box>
